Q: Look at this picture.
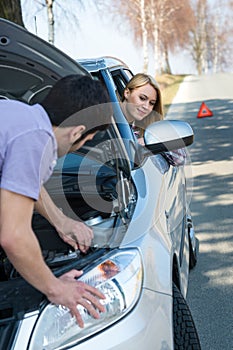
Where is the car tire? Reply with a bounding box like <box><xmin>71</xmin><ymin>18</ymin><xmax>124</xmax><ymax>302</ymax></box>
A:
<box><xmin>173</xmin><ymin>283</ymin><xmax>201</xmax><ymax>349</ymax></box>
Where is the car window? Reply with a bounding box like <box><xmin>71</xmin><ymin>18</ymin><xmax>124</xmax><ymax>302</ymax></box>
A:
<box><xmin>110</xmin><ymin>69</ymin><xmax>133</xmax><ymax>100</ymax></box>
<box><xmin>122</xmin><ymin>69</ymin><xmax>134</xmax><ymax>81</ymax></box>
<box><xmin>89</xmin><ymin>71</ymin><xmax>102</xmax><ymax>81</ymax></box>
<box><xmin>111</xmin><ymin>75</ymin><xmax>125</xmax><ymax>98</ymax></box>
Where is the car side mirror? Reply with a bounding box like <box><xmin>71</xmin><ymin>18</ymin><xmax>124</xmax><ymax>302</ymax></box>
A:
<box><xmin>144</xmin><ymin>120</ymin><xmax>194</xmax><ymax>154</ymax></box>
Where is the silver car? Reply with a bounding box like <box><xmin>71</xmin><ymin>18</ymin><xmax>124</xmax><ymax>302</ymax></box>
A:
<box><xmin>0</xmin><ymin>19</ymin><xmax>200</xmax><ymax>350</ymax></box>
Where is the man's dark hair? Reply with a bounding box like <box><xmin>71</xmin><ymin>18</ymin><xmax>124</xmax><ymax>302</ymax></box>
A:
<box><xmin>41</xmin><ymin>74</ymin><xmax>112</xmax><ymax>134</ymax></box>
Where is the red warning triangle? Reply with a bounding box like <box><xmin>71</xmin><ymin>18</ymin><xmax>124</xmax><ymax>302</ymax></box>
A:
<box><xmin>197</xmin><ymin>102</ymin><xmax>213</xmax><ymax>118</ymax></box>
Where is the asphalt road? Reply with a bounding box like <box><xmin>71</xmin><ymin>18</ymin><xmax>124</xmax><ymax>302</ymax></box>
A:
<box><xmin>167</xmin><ymin>73</ymin><xmax>233</xmax><ymax>350</ymax></box>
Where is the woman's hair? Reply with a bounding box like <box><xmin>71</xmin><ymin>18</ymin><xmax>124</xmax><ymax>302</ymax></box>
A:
<box><xmin>122</xmin><ymin>73</ymin><xmax>164</xmax><ymax>136</ymax></box>
<box><xmin>41</xmin><ymin>74</ymin><xmax>112</xmax><ymax>134</ymax></box>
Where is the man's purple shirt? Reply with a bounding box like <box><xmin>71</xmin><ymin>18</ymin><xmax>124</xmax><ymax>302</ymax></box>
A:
<box><xmin>0</xmin><ymin>100</ymin><xmax>57</xmax><ymax>200</ymax></box>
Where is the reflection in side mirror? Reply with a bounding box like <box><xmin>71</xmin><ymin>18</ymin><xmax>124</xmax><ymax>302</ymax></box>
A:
<box><xmin>144</xmin><ymin>120</ymin><xmax>194</xmax><ymax>154</ymax></box>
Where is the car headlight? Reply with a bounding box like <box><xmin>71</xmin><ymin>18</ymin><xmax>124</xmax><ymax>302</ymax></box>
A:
<box><xmin>29</xmin><ymin>248</ymin><xmax>143</xmax><ymax>350</ymax></box>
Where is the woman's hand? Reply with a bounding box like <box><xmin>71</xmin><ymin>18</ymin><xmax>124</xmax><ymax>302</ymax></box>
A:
<box><xmin>137</xmin><ymin>137</ymin><xmax>145</xmax><ymax>146</ymax></box>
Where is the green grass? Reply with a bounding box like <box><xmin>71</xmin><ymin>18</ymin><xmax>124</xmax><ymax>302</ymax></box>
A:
<box><xmin>156</xmin><ymin>74</ymin><xmax>186</xmax><ymax>116</ymax></box>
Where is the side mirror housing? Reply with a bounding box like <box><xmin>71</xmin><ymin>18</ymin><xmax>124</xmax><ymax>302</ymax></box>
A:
<box><xmin>144</xmin><ymin>120</ymin><xmax>194</xmax><ymax>154</ymax></box>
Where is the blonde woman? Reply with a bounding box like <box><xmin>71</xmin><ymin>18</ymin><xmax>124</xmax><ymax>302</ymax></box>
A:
<box><xmin>121</xmin><ymin>73</ymin><xmax>186</xmax><ymax>165</ymax></box>
<box><xmin>121</xmin><ymin>73</ymin><xmax>163</xmax><ymax>141</ymax></box>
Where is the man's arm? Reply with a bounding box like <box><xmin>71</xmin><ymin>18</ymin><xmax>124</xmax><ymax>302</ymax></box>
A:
<box><xmin>0</xmin><ymin>189</ymin><xmax>105</xmax><ymax>327</ymax></box>
<box><xmin>34</xmin><ymin>186</ymin><xmax>93</xmax><ymax>252</ymax></box>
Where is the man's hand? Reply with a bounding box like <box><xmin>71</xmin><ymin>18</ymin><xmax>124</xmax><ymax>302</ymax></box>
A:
<box><xmin>50</xmin><ymin>269</ymin><xmax>106</xmax><ymax>328</ymax></box>
<box><xmin>35</xmin><ymin>187</ymin><xmax>93</xmax><ymax>253</ymax></box>
<box><xmin>0</xmin><ymin>189</ymin><xmax>105</xmax><ymax>329</ymax></box>
<box><xmin>56</xmin><ymin>217</ymin><xmax>93</xmax><ymax>253</ymax></box>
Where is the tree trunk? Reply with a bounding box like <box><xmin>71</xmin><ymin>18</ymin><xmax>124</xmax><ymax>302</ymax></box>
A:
<box><xmin>152</xmin><ymin>23</ymin><xmax>160</xmax><ymax>75</ymax></box>
<box><xmin>150</xmin><ymin>0</ymin><xmax>160</xmax><ymax>76</ymax></box>
<box><xmin>212</xmin><ymin>12</ymin><xmax>219</xmax><ymax>73</ymax></box>
<box><xmin>163</xmin><ymin>46</ymin><xmax>172</xmax><ymax>74</ymax></box>
<box><xmin>46</xmin><ymin>0</ymin><xmax>55</xmax><ymax>44</ymax></box>
<box><xmin>0</xmin><ymin>0</ymin><xmax>24</xmax><ymax>26</ymax></box>
<box><xmin>140</xmin><ymin>0</ymin><xmax>149</xmax><ymax>73</ymax></box>
<box><xmin>213</xmin><ymin>28</ymin><xmax>218</xmax><ymax>73</ymax></box>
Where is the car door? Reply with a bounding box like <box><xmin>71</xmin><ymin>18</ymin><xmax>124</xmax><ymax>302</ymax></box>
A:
<box><xmin>163</xmin><ymin>162</ymin><xmax>190</xmax><ymax>292</ymax></box>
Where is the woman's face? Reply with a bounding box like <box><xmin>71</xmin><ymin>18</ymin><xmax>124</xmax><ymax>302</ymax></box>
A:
<box><xmin>123</xmin><ymin>83</ymin><xmax>157</xmax><ymax>123</ymax></box>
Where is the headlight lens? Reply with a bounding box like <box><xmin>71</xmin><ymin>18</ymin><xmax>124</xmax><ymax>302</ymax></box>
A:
<box><xmin>29</xmin><ymin>249</ymin><xmax>142</xmax><ymax>350</ymax></box>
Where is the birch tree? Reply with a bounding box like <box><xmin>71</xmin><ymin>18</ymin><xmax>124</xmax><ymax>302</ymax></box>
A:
<box><xmin>21</xmin><ymin>0</ymin><xmax>88</xmax><ymax>45</ymax></box>
<box><xmin>102</xmin><ymin>0</ymin><xmax>150</xmax><ymax>73</ymax></box>
<box><xmin>161</xmin><ymin>0</ymin><xmax>195</xmax><ymax>74</ymax></box>
<box><xmin>189</xmin><ymin>0</ymin><xmax>233</xmax><ymax>74</ymax></box>
<box><xmin>140</xmin><ymin>0</ymin><xmax>149</xmax><ymax>72</ymax></box>
<box><xmin>103</xmin><ymin>0</ymin><xmax>194</xmax><ymax>75</ymax></box>
<box><xmin>190</xmin><ymin>0</ymin><xmax>209</xmax><ymax>74</ymax></box>
<box><xmin>209</xmin><ymin>1</ymin><xmax>233</xmax><ymax>72</ymax></box>
<box><xmin>148</xmin><ymin>0</ymin><xmax>163</xmax><ymax>75</ymax></box>
<box><xmin>146</xmin><ymin>0</ymin><xmax>194</xmax><ymax>75</ymax></box>
<box><xmin>45</xmin><ymin>0</ymin><xmax>54</xmax><ymax>44</ymax></box>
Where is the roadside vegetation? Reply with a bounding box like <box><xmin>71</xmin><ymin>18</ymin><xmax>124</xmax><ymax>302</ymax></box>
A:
<box><xmin>156</xmin><ymin>74</ymin><xmax>186</xmax><ymax>115</ymax></box>
<box><xmin>1</xmin><ymin>1</ymin><xmax>232</xmax><ymax>76</ymax></box>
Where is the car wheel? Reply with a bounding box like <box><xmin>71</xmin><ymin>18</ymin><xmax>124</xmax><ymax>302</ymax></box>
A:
<box><xmin>173</xmin><ymin>283</ymin><xmax>201</xmax><ymax>349</ymax></box>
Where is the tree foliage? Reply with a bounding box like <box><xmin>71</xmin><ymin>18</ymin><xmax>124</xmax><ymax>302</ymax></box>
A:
<box><xmin>102</xmin><ymin>0</ymin><xmax>233</xmax><ymax>75</ymax></box>
<box><xmin>20</xmin><ymin>0</ymin><xmax>87</xmax><ymax>45</ymax></box>
<box><xmin>189</xmin><ymin>0</ymin><xmax>209</xmax><ymax>74</ymax></box>
<box><xmin>102</xmin><ymin>0</ymin><xmax>195</xmax><ymax>75</ymax></box>
<box><xmin>1</xmin><ymin>0</ymin><xmax>232</xmax><ymax>75</ymax></box>
<box><xmin>147</xmin><ymin>0</ymin><xmax>195</xmax><ymax>74</ymax></box>
<box><xmin>189</xmin><ymin>0</ymin><xmax>233</xmax><ymax>74</ymax></box>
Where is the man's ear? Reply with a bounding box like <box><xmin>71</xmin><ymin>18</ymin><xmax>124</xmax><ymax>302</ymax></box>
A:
<box><xmin>70</xmin><ymin>125</ymin><xmax>86</xmax><ymax>143</ymax></box>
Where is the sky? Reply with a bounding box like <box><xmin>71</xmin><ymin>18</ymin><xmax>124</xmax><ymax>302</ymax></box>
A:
<box><xmin>21</xmin><ymin>1</ymin><xmax>197</xmax><ymax>76</ymax></box>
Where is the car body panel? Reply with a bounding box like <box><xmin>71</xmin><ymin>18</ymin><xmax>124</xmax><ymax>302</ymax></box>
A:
<box><xmin>122</xmin><ymin>156</ymin><xmax>189</xmax><ymax>297</ymax></box>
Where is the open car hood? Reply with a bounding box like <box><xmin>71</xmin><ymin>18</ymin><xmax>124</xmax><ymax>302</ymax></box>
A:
<box><xmin>0</xmin><ymin>18</ymin><xmax>89</xmax><ymax>104</ymax></box>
